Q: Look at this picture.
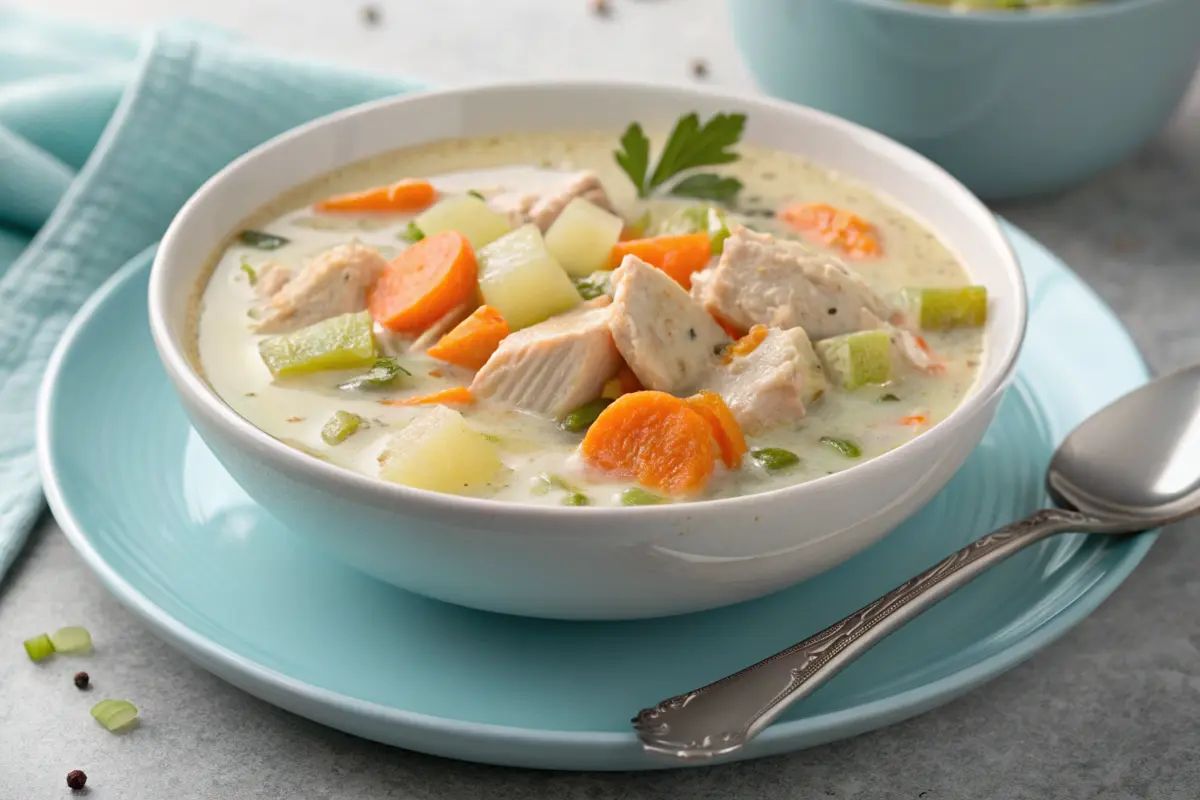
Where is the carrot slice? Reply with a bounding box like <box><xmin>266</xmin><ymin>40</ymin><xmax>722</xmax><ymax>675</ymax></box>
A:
<box><xmin>722</xmin><ymin>324</ymin><xmax>769</xmax><ymax>364</ymax></box>
<box><xmin>713</xmin><ymin>314</ymin><xmax>744</xmax><ymax>340</ymax></box>
<box><xmin>383</xmin><ymin>387</ymin><xmax>474</xmax><ymax>407</ymax></box>
<box><xmin>686</xmin><ymin>391</ymin><xmax>747</xmax><ymax>469</ymax></box>
<box><xmin>898</xmin><ymin>414</ymin><xmax>928</xmax><ymax>426</ymax></box>
<box><xmin>610</xmin><ymin>233</ymin><xmax>712</xmax><ymax>289</ymax></box>
<box><xmin>580</xmin><ymin>391</ymin><xmax>717</xmax><ymax>495</ymax></box>
<box><xmin>780</xmin><ymin>202</ymin><xmax>882</xmax><ymax>259</ymax></box>
<box><xmin>368</xmin><ymin>231</ymin><xmax>478</xmax><ymax>334</ymax></box>
<box><xmin>315</xmin><ymin>179</ymin><xmax>437</xmax><ymax>213</ymax></box>
<box><xmin>426</xmin><ymin>305</ymin><xmax>510</xmax><ymax>370</ymax></box>
<box><xmin>601</xmin><ymin>364</ymin><xmax>644</xmax><ymax>400</ymax></box>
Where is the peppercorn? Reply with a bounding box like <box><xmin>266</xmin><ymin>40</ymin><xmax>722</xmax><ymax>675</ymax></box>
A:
<box><xmin>690</xmin><ymin>58</ymin><xmax>710</xmax><ymax>80</ymax></box>
<box><xmin>73</xmin><ymin>671</ymin><xmax>89</xmax><ymax>690</ymax></box>
<box><xmin>588</xmin><ymin>0</ymin><xmax>612</xmax><ymax>17</ymax></box>
<box><xmin>66</xmin><ymin>770</ymin><xmax>87</xmax><ymax>790</ymax></box>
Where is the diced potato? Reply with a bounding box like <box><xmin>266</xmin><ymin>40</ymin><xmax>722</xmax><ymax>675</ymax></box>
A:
<box><xmin>258</xmin><ymin>311</ymin><xmax>376</xmax><ymax>377</ymax></box>
<box><xmin>816</xmin><ymin>330</ymin><xmax>892</xmax><ymax>389</ymax></box>
<box><xmin>543</xmin><ymin>197</ymin><xmax>624</xmax><ymax>276</ymax></box>
<box><xmin>903</xmin><ymin>286</ymin><xmax>988</xmax><ymax>330</ymax></box>
<box><xmin>477</xmin><ymin>224</ymin><xmax>580</xmax><ymax>330</ymax></box>
<box><xmin>378</xmin><ymin>406</ymin><xmax>503</xmax><ymax>494</ymax></box>
<box><xmin>415</xmin><ymin>194</ymin><xmax>512</xmax><ymax>249</ymax></box>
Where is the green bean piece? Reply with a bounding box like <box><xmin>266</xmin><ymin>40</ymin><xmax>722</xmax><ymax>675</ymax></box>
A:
<box><xmin>820</xmin><ymin>436</ymin><xmax>863</xmax><ymax>458</ymax></box>
<box><xmin>750</xmin><ymin>447</ymin><xmax>800</xmax><ymax>471</ymax></box>
<box><xmin>621</xmin><ymin>487</ymin><xmax>665</xmax><ymax>506</ymax></box>
<box><xmin>560</xmin><ymin>398</ymin><xmax>614</xmax><ymax>432</ymax></box>
<box><xmin>321</xmin><ymin>411</ymin><xmax>363</xmax><ymax>446</ymax></box>
<box><xmin>238</xmin><ymin>229</ymin><xmax>289</xmax><ymax>250</ymax></box>
<box><xmin>562</xmin><ymin>492</ymin><xmax>591</xmax><ymax>507</ymax></box>
<box><xmin>337</xmin><ymin>357</ymin><xmax>411</xmax><ymax>391</ymax></box>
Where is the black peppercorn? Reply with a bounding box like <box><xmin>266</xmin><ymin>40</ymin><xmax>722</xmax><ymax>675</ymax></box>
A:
<box><xmin>73</xmin><ymin>671</ymin><xmax>89</xmax><ymax>690</ymax></box>
<box><xmin>66</xmin><ymin>770</ymin><xmax>87</xmax><ymax>790</ymax></box>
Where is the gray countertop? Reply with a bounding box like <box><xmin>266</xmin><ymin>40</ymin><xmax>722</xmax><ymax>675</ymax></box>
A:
<box><xmin>3</xmin><ymin>1</ymin><xmax>1200</xmax><ymax>797</ymax></box>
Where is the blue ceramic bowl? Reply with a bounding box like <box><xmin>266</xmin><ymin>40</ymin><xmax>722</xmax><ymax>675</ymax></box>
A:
<box><xmin>728</xmin><ymin>0</ymin><xmax>1200</xmax><ymax>199</ymax></box>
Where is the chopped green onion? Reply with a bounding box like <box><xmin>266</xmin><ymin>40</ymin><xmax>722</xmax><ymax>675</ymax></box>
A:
<box><xmin>879</xmin><ymin>393</ymin><xmax>901</xmax><ymax>403</ymax></box>
<box><xmin>467</xmin><ymin>189</ymin><xmax>485</xmax><ymax>200</ymax></box>
<box><xmin>750</xmin><ymin>447</ymin><xmax>800</xmax><ymax>471</ymax></box>
<box><xmin>49</xmin><ymin>626</ymin><xmax>92</xmax><ymax>654</ymax></box>
<box><xmin>399</xmin><ymin>221</ymin><xmax>425</xmax><ymax>243</ymax></box>
<box><xmin>23</xmin><ymin>633</ymin><xmax>55</xmax><ymax>662</ymax></box>
<box><xmin>621</xmin><ymin>487</ymin><xmax>665</xmax><ymax>506</ymax></box>
<box><xmin>90</xmin><ymin>699</ymin><xmax>139</xmax><ymax>732</ymax></box>
<box><xmin>321</xmin><ymin>411</ymin><xmax>363</xmax><ymax>445</ymax></box>
<box><xmin>560</xmin><ymin>398</ymin><xmax>614</xmax><ymax>432</ymax></box>
<box><xmin>258</xmin><ymin>311</ymin><xmax>377</xmax><ymax>377</ymax></box>
<box><xmin>337</xmin><ymin>357</ymin><xmax>411</xmax><ymax>391</ymax></box>
<box><xmin>240</xmin><ymin>261</ymin><xmax>257</xmax><ymax>285</ymax></box>
<box><xmin>820</xmin><ymin>436</ymin><xmax>863</xmax><ymax>458</ymax></box>
<box><xmin>562</xmin><ymin>492</ymin><xmax>591</xmax><ymax>506</ymax></box>
<box><xmin>238</xmin><ymin>229</ymin><xmax>289</xmax><ymax>250</ymax></box>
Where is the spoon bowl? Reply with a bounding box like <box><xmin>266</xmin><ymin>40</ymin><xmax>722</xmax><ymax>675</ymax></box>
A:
<box><xmin>635</xmin><ymin>363</ymin><xmax>1200</xmax><ymax>760</ymax></box>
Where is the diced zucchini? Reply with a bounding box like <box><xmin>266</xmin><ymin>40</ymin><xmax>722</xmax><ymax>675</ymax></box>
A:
<box><xmin>815</xmin><ymin>330</ymin><xmax>893</xmax><ymax>389</ymax></box>
<box><xmin>321</xmin><ymin>410</ymin><xmax>363</xmax><ymax>445</ymax></box>
<box><xmin>543</xmin><ymin>197</ymin><xmax>624</xmax><ymax>277</ymax></box>
<box><xmin>415</xmin><ymin>195</ymin><xmax>511</xmax><ymax>249</ymax></box>
<box><xmin>903</xmin><ymin>286</ymin><xmax>988</xmax><ymax>330</ymax></box>
<box><xmin>258</xmin><ymin>311</ymin><xmax>376</xmax><ymax>377</ymax></box>
<box><xmin>378</xmin><ymin>406</ymin><xmax>503</xmax><ymax>494</ymax></box>
<box><xmin>654</xmin><ymin>204</ymin><xmax>732</xmax><ymax>254</ymax></box>
<box><xmin>477</xmin><ymin>224</ymin><xmax>580</xmax><ymax>330</ymax></box>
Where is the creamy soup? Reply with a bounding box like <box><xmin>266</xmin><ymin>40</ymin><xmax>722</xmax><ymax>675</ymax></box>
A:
<box><xmin>194</xmin><ymin>115</ymin><xmax>987</xmax><ymax>507</ymax></box>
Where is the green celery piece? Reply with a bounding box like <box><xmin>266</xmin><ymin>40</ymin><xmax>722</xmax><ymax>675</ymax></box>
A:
<box><xmin>655</xmin><ymin>204</ymin><xmax>732</xmax><ymax>255</ymax></box>
<box><xmin>321</xmin><ymin>411</ymin><xmax>364</xmax><ymax>445</ymax></box>
<box><xmin>815</xmin><ymin>330</ymin><xmax>893</xmax><ymax>389</ymax></box>
<box><xmin>560</xmin><ymin>398</ymin><xmax>614</xmax><ymax>432</ymax></box>
<box><xmin>337</xmin><ymin>357</ymin><xmax>410</xmax><ymax>391</ymax></box>
<box><xmin>820</xmin><ymin>436</ymin><xmax>863</xmax><ymax>458</ymax></box>
<box><xmin>572</xmin><ymin>271</ymin><xmax>613</xmax><ymax>301</ymax></box>
<box><xmin>240</xmin><ymin>261</ymin><xmax>257</xmax><ymax>284</ymax></box>
<box><xmin>905</xmin><ymin>286</ymin><xmax>988</xmax><ymax>330</ymax></box>
<box><xmin>750</xmin><ymin>447</ymin><xmax>800</xmax><ymax>471</ymax></box>
<box><xmin>531</xmin><ymin>473</ymin><xmax>578</xmax><ymax>496</ymax></box>
<box><xmin>562</xmin><ymin>492</ymin><xmax>591</xmax><ymax>506</ymax></box>
<box><xmin>258</xmin><ymin>311</ymin><xmax>376</xmax><ymax>377</ymax></box>
<box><xmin>90</xmin><ymin>699</ymin><xmax>139</xmax><ymax>732</ymax></box>
<box><xmin>621</xmin><ymin>487</ymin><xmax>665</xmax><ymax>506</ymax></box>
<box><xmin>49</xmin><ymin>626</ymin><xmax>92</xmax><ymax>654</ymax></box>
<box><xmin>23</xmin><ymin>633</ymin><xmax>54</xmax><ymax>661</ymax></box>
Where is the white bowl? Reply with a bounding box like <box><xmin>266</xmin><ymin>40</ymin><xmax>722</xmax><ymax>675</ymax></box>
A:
<box><xmin>149</xmin><ymin>82</ymin><xmax>1026</xmax><ymax>620</ymax></box>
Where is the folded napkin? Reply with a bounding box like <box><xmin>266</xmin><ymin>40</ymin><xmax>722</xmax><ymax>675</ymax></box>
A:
<box><xmin>0</xmin><ymin>11</ymin><xmax>419</xmax><ymax>581</ymax></box>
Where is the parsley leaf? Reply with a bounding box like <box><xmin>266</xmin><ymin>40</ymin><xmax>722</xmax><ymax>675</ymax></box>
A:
<box><xmin>613</xmin><ymin>112</ymin><xmax>746</xmax><ymax>203</ymax></box>
<box><xmin>614</xmin><ymin>123</ymin><xmax>651</xmax><ymax>197</ymax></box>
<box><xmin>669</xmin><ymin>174</ymin><xmax>744</xmax><ymax>204</ymax></box>
<box><xmin>337</xmin><ymin>357</ymin><xmax>411</xmax><ymax>391</ymax></box>
<box><xmin>399</xmin><ymin>221</ymin><xmax>425</xmax><ymax>243</ymax></box>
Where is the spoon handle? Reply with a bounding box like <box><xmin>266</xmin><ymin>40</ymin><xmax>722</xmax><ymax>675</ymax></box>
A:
<box><xmin>632</xmin><ymin>507</ymin><xmax>1100</xmax><ymax>760</ymax></box>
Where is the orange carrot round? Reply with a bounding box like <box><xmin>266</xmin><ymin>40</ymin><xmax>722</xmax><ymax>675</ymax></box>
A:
<box><xmin>580</xmin><ymin>391</ymin><xmax>717</xmax><ymax>496</ymax></box>
<box><xmin>780</xmin><ymin>202</ymin><xmax>882</xmax><ymax>259</ymax></box>
<box><xmin>315</xmin><ymin>179</ymin><xmax>437</xmax><ymax>213</ymax></box>
<box><xmin>368</xmin><ymin>231</ymin><xmax>478</xmax><ymax>334</ymax></box>
<box><xmin>426</xmin><ymin>305</ymin><xmax>510</xmax><ymax>370</ymax></box>
<box><xmin>610</xmin><ymin>233</ymin><xmax>712</xmax><ymax>289</ymax></box>
<box><xmin>686</xmin><ymin>391</ymin><xmax>747</xmax><ymax>469</ymax></box>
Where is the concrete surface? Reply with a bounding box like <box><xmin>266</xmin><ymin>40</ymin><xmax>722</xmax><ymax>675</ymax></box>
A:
<box><xmin>2</xmin><ymin>1</ymin><xmax>1199</xmax><ymax>797</ymax></box>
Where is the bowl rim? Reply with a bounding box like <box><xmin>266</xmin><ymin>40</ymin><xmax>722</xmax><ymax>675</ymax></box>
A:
<box><xmin>839</xmin><ymin>0</ymin><xmax>1176</xmax><ymax>23</ymax></box>
<box><xmin>149</xmin><ymin>78</ymin><xmax>1027</xmax><ymax>524</ymax></box>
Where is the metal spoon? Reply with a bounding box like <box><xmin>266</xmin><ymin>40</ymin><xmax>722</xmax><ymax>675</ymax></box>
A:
<box><xmin>633</xmin><ymin>363</ymin><xmax>1200</xmax><ymax>761</ymax></box>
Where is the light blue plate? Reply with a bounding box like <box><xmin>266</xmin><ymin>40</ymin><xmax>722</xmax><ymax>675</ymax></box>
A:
<box><xmin>38</xmin><ymin>221</ymin><xmax>1153</xmax><ymax>771</ymax></box>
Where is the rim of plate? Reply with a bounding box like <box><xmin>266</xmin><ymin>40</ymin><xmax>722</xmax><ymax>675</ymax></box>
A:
<box><xmin>149</xmin><ymin>78</ymin><xmax>1027</xmax><ymax>526</ymax></box>
<box><xmin>841</xmin><ymin>0</ymin><xmax>1175</xmax><ymax>24</ymax></box>
<box><xmin>39</xmin><ymin>230</ymin><xmax>1155</xmax><ymax>764</ymax></box>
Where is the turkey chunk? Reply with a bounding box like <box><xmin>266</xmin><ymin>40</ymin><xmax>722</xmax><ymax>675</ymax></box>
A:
<box><xmin>254</xmin><ymin>243</ymin><xmax>387</xmax><ymax>334</ymax></box>
<box><xmin>609</xmin><ymin>255</ymin><xmax>731</xmax><ymax>395</ymax></box>
<box><xmin>705</xmin><ymin>327</ymin><xmax>827</xmax><ymax>434</ymax></box>
<box><xmin>692</xmin><ymin>226</ymin><xmax>892</xmax><ymax>340</ymax></box>
<box><xmin>471</xmin><ymin>298</ymin><xmax>621</xmax><ymax>419</ymax></box>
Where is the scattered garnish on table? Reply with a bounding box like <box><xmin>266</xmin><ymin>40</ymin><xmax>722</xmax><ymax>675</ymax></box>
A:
<box><xmin>74</xmin><ymin>671</ymin><xmax>90</xmax><ymax>690</ymax></box>
<box><xmin>23</xmin><ymin>633</ymin><xmax>54</xmax><ymax>662</ymax></box>
<box><xmin>66</xmin><ymin>770</ymin><xmax>87</xmax><ymax>791</ymax></box>
<box><xmin>90</xmin><ymin>699</ymin><xmax>139</xmax><ymax>733</ymax></box>
<box><xmin>50</xmin><ymin>626</ymin><xmax>93</xmax><ymax>654</ymax></box>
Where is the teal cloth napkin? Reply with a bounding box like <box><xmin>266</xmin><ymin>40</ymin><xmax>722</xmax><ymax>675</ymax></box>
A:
<box><xmin>0</xmin><ymin>12</ymin><xmax>418</xmax><ymax>581</ymax></box>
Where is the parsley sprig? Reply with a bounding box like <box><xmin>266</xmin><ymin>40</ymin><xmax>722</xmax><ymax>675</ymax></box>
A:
<box><xmin>614</xmin><ymin>112</ymin><xmax>746</xmax><ymax>205</ymax></box>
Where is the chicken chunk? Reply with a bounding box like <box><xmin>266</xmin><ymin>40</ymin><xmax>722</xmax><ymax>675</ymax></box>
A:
<box><xmin>488</xmin><ymin>190</ymin><xmax>537</xmax><ymax>229</ymax></box>
<box><xmin>254</xmin><ymin>243</ymin><xmax>387</xmax><ymax>334</ymax></box>
<box><xmin>254</xmin><ymin>262</ymin><xmax>292</xmax><ymax>299</ymax></box>
<box><xmin>471</xmin><ymin>298</ymin><xmax>621</xmax><ymax>419</ymax></box>
<box><xmin>609</xmin><ymin>255</ymin><xmax>731</xmax><ymax>395</ymax></box>
<box><xmin>705</xmin><ymin>327</ymin><xmax>827</xmax><ymax>434</ymax></box>
<box><xmin>692</xmin><ymin>226</ymin><xmax>892</xmax><ymax>341</ymax></box>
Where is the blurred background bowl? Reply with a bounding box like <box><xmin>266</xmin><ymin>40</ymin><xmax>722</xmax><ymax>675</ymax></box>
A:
<box><xmin>728</xmin><ymin>0</ymin><xmax>1200</xmax><ymax>200</ymax></box>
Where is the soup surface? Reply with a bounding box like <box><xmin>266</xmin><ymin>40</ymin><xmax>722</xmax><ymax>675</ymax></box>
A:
<box><xmin>195</xmin><ymin>116</ymin><xmax>987</xmax><ymax>507</ymax></box>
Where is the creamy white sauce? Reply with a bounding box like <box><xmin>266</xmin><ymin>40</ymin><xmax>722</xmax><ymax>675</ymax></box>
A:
<box><xmin>195</xmin><ymin>132</ymin><xmax>984</xmax><ymax>507</ymax></box>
